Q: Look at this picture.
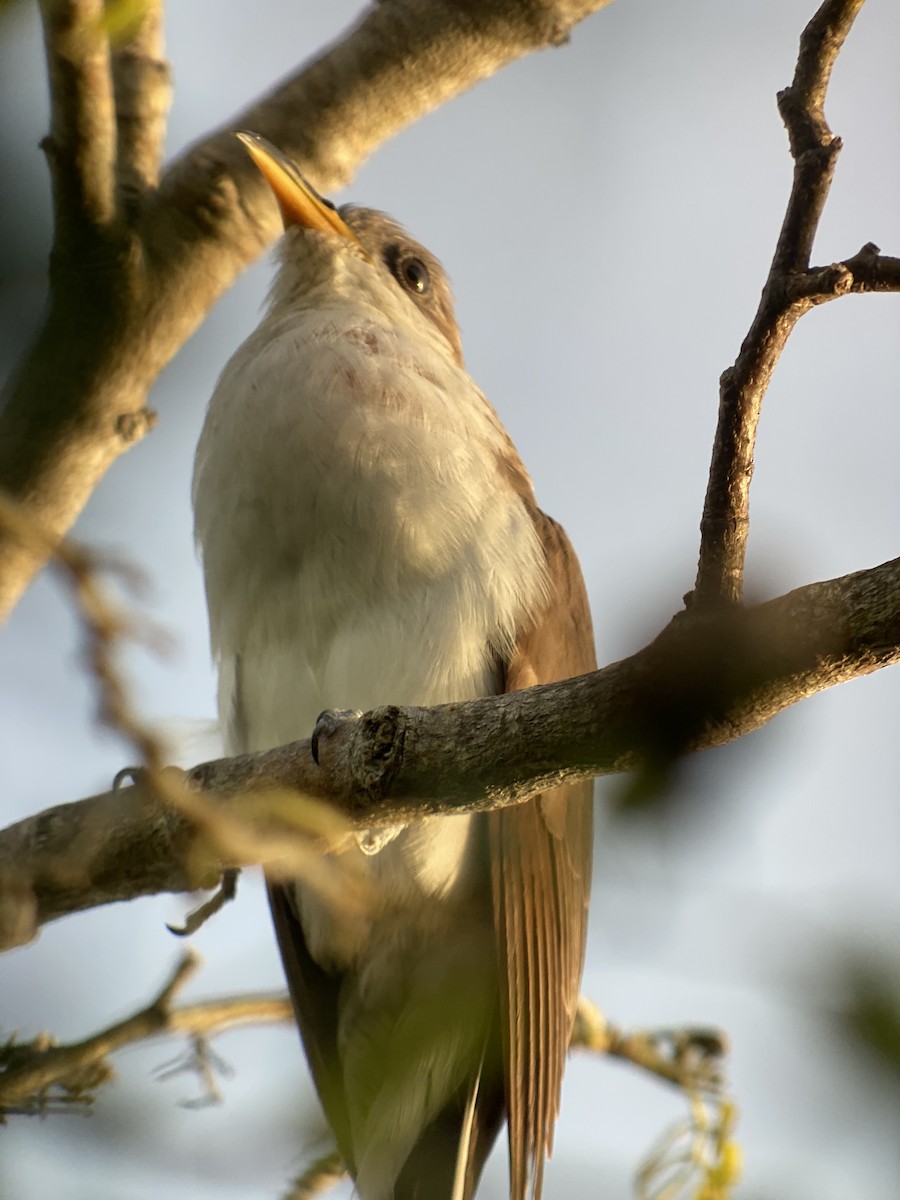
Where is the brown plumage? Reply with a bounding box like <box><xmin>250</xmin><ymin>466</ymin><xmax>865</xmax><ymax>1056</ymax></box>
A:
<box><xmin>496</xmin><ymin>513</ymin><xmax>595</xmax><ymax>1199</ymax></box>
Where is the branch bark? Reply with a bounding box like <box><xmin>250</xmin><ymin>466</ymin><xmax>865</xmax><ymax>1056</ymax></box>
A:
<box><xmin>110</xmin><ymin>0</ymin><xmax>170</xmax><ymax>209</ymax></box>
<box><xmin>39</xmin><ymin>0</ymin><xmax>117</xmax><ymax>238</ymax></box>
<box><xmin>0</xmin><ymin>0</ymin><xmax>612</xmax><ymax>621</ymax></box>
<box><xmin>2</xmin><ymin>555</ymin><xmax>898</xmax><ymax>950</ymax></box>
<box><xmin>692</xmin><ymin>0</ymin><xmax>876</xmax><ymax>609</ymax></box>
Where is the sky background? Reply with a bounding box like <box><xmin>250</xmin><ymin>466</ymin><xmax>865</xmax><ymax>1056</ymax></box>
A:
<box><xmin>1</xmin><ymin>1</ymin><xmax>899</xmax><ymax>1197</ymax></box>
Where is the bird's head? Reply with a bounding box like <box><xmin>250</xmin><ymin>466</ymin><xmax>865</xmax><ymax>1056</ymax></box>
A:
<box><xmin>237</xmin><ymin>131</ymin><xmax>463</xmax><ymax>365</ymax></box>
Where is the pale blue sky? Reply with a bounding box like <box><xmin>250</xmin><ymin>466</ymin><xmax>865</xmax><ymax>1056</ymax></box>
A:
<box><xmin>1</xmin><ymin>1</ymin><xmax>899</xmax><ymax>1197</ymax></box>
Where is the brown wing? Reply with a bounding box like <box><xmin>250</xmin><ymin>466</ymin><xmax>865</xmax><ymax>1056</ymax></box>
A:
<box><xmin>267</xmin><ymin>881</ymin><xmax>356</xmax><ymax>1169</ymax></box>
<box><xmin>490</xmin><ymin>509</ymin><xmax>596</xmax><ymax>1200</ymax></box>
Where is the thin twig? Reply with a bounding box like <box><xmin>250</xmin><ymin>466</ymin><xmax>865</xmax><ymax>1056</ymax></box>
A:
<box><xmin>774</xmin><ymin>0</ymin><xmax>866</xmax><ymax>273</ymax></box>
<box><xmin>283</xmin><ymin>1151</ymin><xmax>347</xmax><ymax>1200</ymax></box>
<box><xmin>0</xmin><ymin>495</ymin><xmax>166</xmax><ymax>769</ymax></box>
<box><xmin>572</xmin><ymin>998</ymin><xmax>727</xmax><ymax>1093</ymax></box>
<box><xmin>692</xmin><ymin>0</ymin><xmax>867</xmax><ymax>609</ymax></box>
<box><xmin>0</xmin><ymin>955</ymin><xmax>296</xmax><ymax>1115</ymax></box>
<box><xmin>0</xmin><ymin>957</ymin><xmax>723</xmax><ymax>1123</ymax></box>
<box><xmin>38</xmin><ymin>0</ymin><xmax>117</xmax><ymax>239</ymax></box>
<box><xmin>636</xmin><ymin>1094</ymin><xmax>741</xmax><ymax>1200</ymax></box>
<box><xmin>0</xmin><ymin>951</ymin><xmax>201</xmax><ymax>1110</ymax></box>
<box><xmin>109</xmin><ymin>0</ymin><xmax>170</xmax><ymax>211</ymax></box>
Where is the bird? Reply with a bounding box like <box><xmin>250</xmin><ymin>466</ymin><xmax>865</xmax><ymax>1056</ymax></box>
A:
<box><xmin>192</xmin><ymin>132</ymin><xmax>596</xmax><ymax>1200</ymax></box>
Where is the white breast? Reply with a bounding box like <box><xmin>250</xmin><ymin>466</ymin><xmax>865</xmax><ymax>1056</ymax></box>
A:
<box><xmin>193</xmin><ymin>290</ymin><xmax>546</xmax><ymax>964</ymax></box>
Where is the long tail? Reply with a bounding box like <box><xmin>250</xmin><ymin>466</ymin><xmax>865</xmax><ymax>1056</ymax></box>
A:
<box><xmin>452</xmin><ymin>1059</ymin><xmax>484</xmax><ymax>1200</ymax></box>
<box><xmin>390</xmin><ymin>1070</ymin><xmax>505</xmax><ymax>1200</ymax></box>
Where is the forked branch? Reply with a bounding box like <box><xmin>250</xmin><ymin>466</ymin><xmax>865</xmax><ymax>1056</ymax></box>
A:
<box><xmin>692</xmin><ymin>0</ymin><xmax>900</xmax><ymax>609</ymax></box>
<box><xmin>0</xmin><ymin>956</ymin><xmax>725</xmax><ymax>1118</ymax></box>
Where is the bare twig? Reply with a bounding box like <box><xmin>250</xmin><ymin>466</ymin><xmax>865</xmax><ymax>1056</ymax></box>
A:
<box><xmin>0</xmin><ymin>954</ymin><xmax>300</xmax><ymax>1115</ymax></box>
<box><xmin>0</xmin><ymin>951</ymin><xmax>200</xmax><ymax>1111</ymax></box>
<box><xmin>693</xmin><ymin>0</ymin><xmax>871</xmax><ymax>609</ymax></box>
<box><xmin>0</xmin><ymin>953</ymin><xmax>724</xmax><ymax>1126</ymax></box>
<box><xmin>38</xmin><ymin>0</ymin><xmax>116</xmax><ymax>238</ymax></box>
<box><xmin>636</xmin><ymin>1094</ymin><xmax>741</xmax><ymax>1200</ymax></box>
<box><xmin>155</xmin><ymin>1034</ymin><xmax>236</xmax><ymax>1108</ymax></box>
<box><xmin>283</xmin><ymin>1151</ymin><xmax>348</xmax><ymax>1200</ymax></box>
<box><xmin>110</xmin><ymin>0</ymin><xmax>170</xmax><ymax>210</ymax></box>
<box><xmin>774</xmin><ymin>0</ymin><xmax>866</xmax><ymax>273</ymax></box>
<box><xmin>0</xmin><ymin>494</ymin><xmax>166</xmax><ymax>769</ymax></box>
<box><xmin>572</xmin><ymin>998</ymin><xmax>727</xmax><ymax>1093</ymax></box>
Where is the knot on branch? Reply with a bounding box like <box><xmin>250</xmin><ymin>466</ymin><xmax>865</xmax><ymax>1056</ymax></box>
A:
<box><xmin>777</xmin><ymin>73</ymin><xmax>842</xmax><ymax>160</ymax></box>
<box><xmin>348</xmin><ymin>705</ymin><xmax>407</xmax><ymax>808</ymax></box>
<box><xmin>115</xmin><ymin>407</ymin><xmax>158</xmax><ymax>443</ymax></box>
<box><xmin>795</xmin><ymin>136</ymin><xmax>842</xmax><ymax>172</ymax></box>
<box><xmin>816</xmin><ymin>262</ymin><xmax>853</xmax><ymax>296</ymax></box>
<box><xmin>786</xmin><ymin>261</ymin><xmax>852</xmax><ymax>303</ymax></box>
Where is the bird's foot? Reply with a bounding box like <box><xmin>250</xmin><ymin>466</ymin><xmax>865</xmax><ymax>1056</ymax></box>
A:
<box><xmin>310</xmin><ymin>708</ymin><xmax>363</xmax><ymax>765</ymax></box>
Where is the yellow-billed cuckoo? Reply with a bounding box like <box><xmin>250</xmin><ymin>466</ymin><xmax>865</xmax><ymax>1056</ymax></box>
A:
<box><xmin>193</xmin><ymin>133</ymin><xmax>596</xmax><ymax>1200</ymax></box>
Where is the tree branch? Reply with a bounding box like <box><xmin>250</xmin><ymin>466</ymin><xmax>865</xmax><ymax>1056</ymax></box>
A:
<box><xmin>0</xmin><ymin>0</ymin><xmax>612</xmax><ymax>621</ymax></box>
<box><xmin>283</xmin><ymin>1151</ymin><xmax>348</xmax><ymax>1200</ymax></box>
<box><xmin>38</xmin><ymin>0</ymin><xmax>117</xmax><ymax>238</ymax></box>
<box><xmin>110</xmin><ymin>0</ymin><xmax>170</xmax><ymax>210</ymax></box>
<box><xmin>692</xmin><ymin>0</ymin><xmax>871</xmax><ymax>609</ymax></box>
<box><xmin>773</xmin><ymin>0</ymin><xmax>865</xmax><ymax>273</ymax></box>
<box><xmin>2</xmin><ymin>555</ymin><xmax>898</xmax><ymax>949</ymax></box>
<box><xmin>0</xmin><ymin>951</ymin><xmax>197</xmax><ymax>1111</ymax></box>
<box><xmin>571</xmin><ymin>998</ymin><xmax>726</xmax><ymax>1094</ymax></box>
<box><xmin>0</xmin><ymin>957</ymin><xmax>724</xmax><ymax>1119</ymax></box>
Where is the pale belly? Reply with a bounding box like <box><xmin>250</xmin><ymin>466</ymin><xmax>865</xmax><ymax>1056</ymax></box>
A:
<box><xmin>220</xmin><ymin>560</ymin><xmax>502</xmax><ymax>970</ymax></box>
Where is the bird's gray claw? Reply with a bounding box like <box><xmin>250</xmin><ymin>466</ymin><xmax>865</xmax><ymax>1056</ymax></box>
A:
<box><xmin>311</xmin><ymin>709</ymin><xmax>363</xmax><ymax>765</ymax></box>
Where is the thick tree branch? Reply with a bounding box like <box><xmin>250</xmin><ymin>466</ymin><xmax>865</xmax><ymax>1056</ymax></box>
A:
<box><xmin>0</xmin><ymin>0</ymin><xmax>612</xmax><ymax>621</ymax></box>
<box><xmin>1</xmin><ymin>556</ymin><xmax>897</xmax><ymax>949</ymax></box>
<box><xmin>692</xmin><ymin>0</ymin><xmax>872</xmax><ymax>609</ymax></box>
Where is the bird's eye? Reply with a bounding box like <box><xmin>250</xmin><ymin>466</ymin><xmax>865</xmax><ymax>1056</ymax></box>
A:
<box><xmin>398</xmin><ymin>256</ymin><xmax>430</xmax><ymax>295</ymax></box>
